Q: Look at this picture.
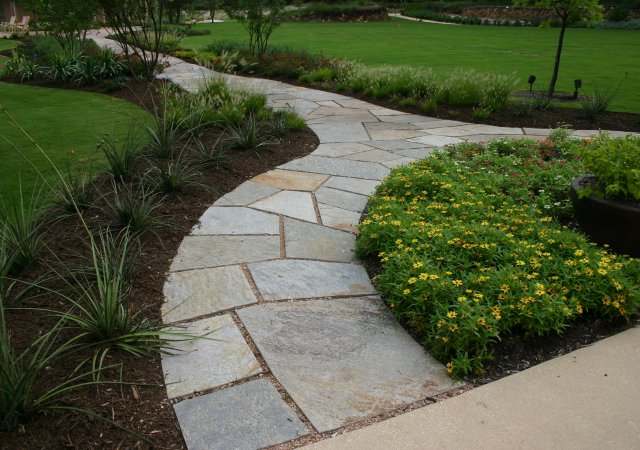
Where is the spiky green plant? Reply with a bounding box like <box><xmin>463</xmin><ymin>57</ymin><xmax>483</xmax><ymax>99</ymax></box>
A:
<box><xmin>0</xmin><ymin>185</ymin><xmax>46</xmax><ymax>275</ymax></box>
<box><xmin>99</xmin><ymin>130</ymin><xmax>142</xmax><ymax>182</ymax></box>
<box><xmin>105</xmin><ymin>183</ymin><xmax>163</xmax><ymax>235</ymax></box>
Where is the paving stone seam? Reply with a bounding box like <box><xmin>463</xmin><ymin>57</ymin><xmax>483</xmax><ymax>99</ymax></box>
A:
<box><xmin>229</xmin><ymin>311</ymin><xmax>319</xmax><ymax>435</ymax></box>
<box><xmin>168</xmin><ymin>256</ymin><xmax>369</xmax><ymax>274</ymax></box>
<box><xmin>279</xmin><ymin>215</ymin><xmax>287</xmax><ymax>258</ymax></box>
<box><xmin>88</xmin><ymin>32</ymin><xmax>638</xmax><ymax>449</ymax></box>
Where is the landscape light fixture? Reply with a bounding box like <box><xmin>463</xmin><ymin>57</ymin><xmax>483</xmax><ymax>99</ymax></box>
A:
<box><xmin>528</xmin><ymin>75</ymin><xmax>536</xmax><ymax>93</ymax></box>
<box><xmin>573</xmin><ymin>79</ymin><xmax>582</xmax><ymax>99</ymax></box>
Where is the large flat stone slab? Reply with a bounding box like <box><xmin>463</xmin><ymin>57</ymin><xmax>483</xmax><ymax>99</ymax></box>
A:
<box><xmin>162</xmin><ymin>315</ymin><xmax>262</xmax><ymax>399</ymax></box>
<box><xmin>343</xmin><ymin>149</ymin><xmax>401</xmax><ymax>163</ymax></box>
<box><xmin>163</xmin><ymin>266</ymin><xmax>257</xmax><ymax>322</ymax></box>
<box><xmin>248</xmin><ymin>260</ymin><xmax>375</xmax><ymax>300</ymax></box>
<box><xmin>252</xmin><ymin>169</ymin><xmax>328</xmax><ymax>191</ymax></box>
<box><xmin>324</xmin><ymin>176</ymin><xmax>380</xmax><ymax>196</ymax></box>
<box><xmin>306</xmin><ymin>327</ymin><xmax>640</xmax><ymax>450</ymax></box>
<box><xmin>170</xmin><ymin>235</ymin><xmax>280</xmax><ymax>271</ymax></box>
<box><xmin>316</xmin><ymin>187</ymin><xmax>368</xmax><ymax>213</ymax></box>
<box><xmin>312</xmin><ymin>142</ymin><xmax>374</xmax><ymax>158</ymax></box>
<box><xmin>173</xmin><ymin>379</ymin><xmax>308</xmax><ymax>450</ymax></box>
<box><xmin>280</xmin><ymin>156</ymin><xmax>389</xmax><ymax>181</ymax></box>
<box><xmin>318</xmin><ymin>204</ymin><xmax>362</xmax><ymax>233</ymax></box>
<box><xmin>238</xmin><ymin>297</ymin><xmax>456</xmax><ymax>432</ymax></box>
<box><xmin>214</xmin><ymin>181</ymin><xmax>280</xmax><ymax>206</ymax></box>
<box><xmin>309</xmin><ymin>122</ymin><xmax>370</xmax><ymax>143</ymax></box>
<box><xmin>251</xmin><ymin>190</ymin><xmax>317</xmax><ymax>223</ymax></box>
<box><xmin>192</xmin><ymin>207</ymin><xmax>279</xmax><ymax>235</ymax></box>
<box><xmin>408</xmin><ymin>135</ymin><xmax>464</xmax><ymax>147</ymax></box>
<box><xmin>284</xmin><ymin>217</ymin><xmax>356</xmax><ymax>262</ymax></box>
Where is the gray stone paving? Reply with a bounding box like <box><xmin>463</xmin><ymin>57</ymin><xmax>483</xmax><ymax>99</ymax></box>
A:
<box><xmin>173</xmin><ymin>379</ymin><xmax>308</xmax><ymax>450</ymax></box>
<box><xmin>238</xmin><ymin>297</ymin><xmax>455</xmax><ymax>432</ymax></box>
<box><xmin>90</xmin><ymin>29</ymin><xmax>638</xmax><ymax>449</ymax></box>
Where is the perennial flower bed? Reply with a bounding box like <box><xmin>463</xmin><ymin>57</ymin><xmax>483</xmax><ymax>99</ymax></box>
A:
<box><xmin>356</xmin><ymin>133</ymin><xmax>640</xmax><ymax>377</ymax></box>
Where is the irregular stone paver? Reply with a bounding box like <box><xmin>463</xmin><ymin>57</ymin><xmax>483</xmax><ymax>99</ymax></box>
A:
<box><xmin>323</xmin><ymin>176</ymin><xmax>380</xmax><ymax>196</ymax></box>
<box><xmin>342</xmin><ymin>149</ymin><xmax>402</xmax><ymax>163</ymax></box>
<box><xmin>214</xmin><ymin>181</ymin><xmax>280</xmax><ymax>206</ymax></box>
<box><xmin>280</xmin><ymin>156</ymin><xmax>389</xmax><ymax>180</ymax></box>
<box><xmin>315</xmin><ymin>187</ymin><xmax>369</xmax><ymax>213</ymax></box>
<box><xmin>383</xmin><ymin>157</ymin><xmax>416</xmax><ymax>168</ymax></box>
<box><xmin>248</xmin><ymin>260</ymin><xmax>375</xmax><ymax>300</ymax></box>
<box><xmin>284</xmin><ymin>217</ymin><xmax>356</xmax><ymax>262</ymax></box>
<box><xmin>86</xmin><ymin>31</ymin><xmax>628</xmax><ymax>449</ymax></box>
<box><xmin>162</xmin><ymin>315</ymin><xmax>262</xmax><ymax>399</ymax></box>
<box><xmin>408</xmin><ymin>135</ymin><xmax>464</xmax><ymax>146</ymax></box>
<box><xmin>252</xmin><ymin>169</ymin><xmax>328</xmax><ymax>191</ymax></box>
<box><xmin>310</xmin><ymin>122</ymin><xmax>371</xmax><ymax>143</ymax></box>
<box><xmin>170</xmin><ymin>235</ymin><xmax>280</xmax><ymax>271</ymax></box>
<box><xmin>192</xmin><ymin>207</ymin><xmax>279</xmax><ymax>235</ymax></box>
<box><xmin>251</xmin><ymin>190</ymin><xmax>317</xmax><ymax>223</ymax></box>
<box><xmin>312</xmin><ymin>142</ymin><xmax>375</xmax><ymax>158</ymax></box>
<box><xmin>395</xmin><ymin>147</ymin><xmax>435</xmax><ymax>159</ymax></box>
<box><xmin>365</xmin><ymin>139</ymin><xmax>429</xmax><ymax>151</ymax></box>
<box><xmin>238</xmin><ymin>297</ymin><xmax>456</xmax><ymax>432</ymax></box>
<box><xmin>173</xmin><ymin>379</ymin><xmax>308</xmax><ymax>450</ymax></box>
<box><xmin>163</xmin><ymin>266</ymin><xmax>257</xmax><ymax>322</ymax></box>
<box><xmin>318</xmin><ymin>204</ymin><xmax>362</xmax><ymax>233</ymax></box>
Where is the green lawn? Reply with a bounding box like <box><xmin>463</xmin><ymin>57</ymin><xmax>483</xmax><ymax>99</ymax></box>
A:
<box><xmin>181</xmin><ymin>20</ymin><xmax>640</xmax><ymax>113</ymax></box>
<box><xmin>0</xmin><ymin>82</ymin><xmax>150</xmax><ymax>203</ymax></box>
<box><xmin>0</xmin><ymin>39</ymin><xmax>18</xmax><ymax>68</ymax></box>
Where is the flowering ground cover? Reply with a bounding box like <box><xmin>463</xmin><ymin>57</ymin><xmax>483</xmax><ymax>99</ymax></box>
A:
<box><xmin>356</xmin><ymin>132</ymin><xmax>640</xmax><ymax>377</ymax></box>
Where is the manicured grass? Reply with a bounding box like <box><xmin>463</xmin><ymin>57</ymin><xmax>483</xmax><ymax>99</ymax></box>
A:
<box><xmin>0</xmin><ymin>82</ymin><xmax>150</xmax><ymax>203</ymax></box>
<box><xmin>181</xmin><ymin>20</ymin><xmax>640</xmax><ymax>112</ymax></box>
<box><xmin>0</xmin><ymin>39</ymin><xmax>19</xmax><ymax>68</ymax></box>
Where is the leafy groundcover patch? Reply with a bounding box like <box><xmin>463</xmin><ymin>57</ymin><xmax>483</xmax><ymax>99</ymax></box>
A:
<box><xmin>356</xmin><ymin>132</ymin><xmax>640</xmax><ymax>377</ymax></box>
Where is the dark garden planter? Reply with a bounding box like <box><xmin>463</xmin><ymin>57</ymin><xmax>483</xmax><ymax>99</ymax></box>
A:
<box><xmin>570</xmin><ymin>175</ymin><xmax>640</xmax><ymax>258</ymax></box>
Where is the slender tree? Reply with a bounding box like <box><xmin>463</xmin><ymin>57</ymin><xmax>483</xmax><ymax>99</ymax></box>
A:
<box><xmin>515</xmin><ymin>0</ymin><xmax>603</xmax><ymax>98</ymax></box>
<box><xmin>223</xmin><ymin>0</ymin><xmax>285</xmax><ymax>55</ymax></box>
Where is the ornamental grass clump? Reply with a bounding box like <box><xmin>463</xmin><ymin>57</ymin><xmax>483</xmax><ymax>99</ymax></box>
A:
<box><xmin>357</xmin><ymin>137</ymin><xmax>640</xmax><ymax>377</ymax></box>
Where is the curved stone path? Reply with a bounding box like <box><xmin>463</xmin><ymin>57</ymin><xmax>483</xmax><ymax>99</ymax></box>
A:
<box><xmin>88</xmin><ymin>30</ymin><xmax>639</xmax><ymax>449</ymax></box>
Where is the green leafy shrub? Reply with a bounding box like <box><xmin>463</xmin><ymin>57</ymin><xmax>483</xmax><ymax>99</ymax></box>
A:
<box><xmin>357</xmin><ymin>137</ymin><xmax>640</xmax><ymax>377</ymax></box>
<box><xmin>578</xmin><ymin>134</ymin><xmax>640</xmax><ymax>201</ymax></box>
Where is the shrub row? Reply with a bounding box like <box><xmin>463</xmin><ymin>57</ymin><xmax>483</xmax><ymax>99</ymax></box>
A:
<box><xmin>356</xmin><ymin>133</ymin><xmax>640</xmax><ymax>377</ymax></box>
<box><xmin>194</xmin><ymin>43</ymin><xmax>518</xmax><ymax>113</ymax></box>
<box><xmin>1</xmin><ymin>36</ymin><xmax>125</xmax><ymax>84</ymax></box>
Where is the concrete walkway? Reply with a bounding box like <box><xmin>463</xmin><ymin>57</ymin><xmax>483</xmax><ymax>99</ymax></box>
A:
<box><xmin>307</xmin><ymin>327</ymin><xmax>640</xmax><ymax>450</ymax></box>
<box><xmin>89</xmin><ymin>30</ymin><xmax>640</xmax><ymax>449</ymax></box>
<box><xmin>389</xmin><ymin>12</ymin><xmax>460</xmax><ymax>25</ymax></box>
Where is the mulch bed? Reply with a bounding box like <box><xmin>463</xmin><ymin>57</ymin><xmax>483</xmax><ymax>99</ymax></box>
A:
<box><xmin>0</xmin><ymin>78</ymin><xmax>318</xmax><ymax>449</ymax></box>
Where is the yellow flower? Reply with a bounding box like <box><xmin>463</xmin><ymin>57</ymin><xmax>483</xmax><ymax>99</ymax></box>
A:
<box><xmin>403</xmin><ymin>289</ymin><xmax>411</xmax><ymax>295</ymax></box>
<box><xmin>413</xmin><ymin>261</ymin><xmax>423</xmax><ymax>269</ymax></box>
<box><xmin>419</xmin><ymin>273</ymin><xmax>429</xmax><ymax>281</ymax></box>
<box><xmin>446</xmin><ymin>362</ymin><xmax>453</xmax><ymax>374</ymax></box>
<box><xmin>452</xmin><ymin>279</ymin><xmax>463</xmax><ymax>286</ymax></box>
<box><xmin>407</xmin><ymin>277</ymin><xmax>417</xmax><ymax>285</ymax></box>
<box><xmin>447</xmin><ymin>310</ymin><xmax>457</xmax><ymax>319</ymax></box>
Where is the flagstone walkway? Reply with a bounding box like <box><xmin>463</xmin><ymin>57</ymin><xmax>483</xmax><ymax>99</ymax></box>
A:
<box><xmin>89</xmin><ymin>30</ymin><xmax>639</xmax><ymax>450</ymax></box>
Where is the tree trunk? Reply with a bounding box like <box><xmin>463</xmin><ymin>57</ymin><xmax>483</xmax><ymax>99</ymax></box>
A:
<box><xmin>548</xmin><ymin>16</ymin><xmax>568</xmax><ymax>99</ymax></box>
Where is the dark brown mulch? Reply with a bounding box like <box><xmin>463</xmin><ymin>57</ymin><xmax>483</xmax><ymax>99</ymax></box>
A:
<box><xmin>0</xmin><ymin>79</ymin><xmax>318</xmax><ymax>450</ymax></box>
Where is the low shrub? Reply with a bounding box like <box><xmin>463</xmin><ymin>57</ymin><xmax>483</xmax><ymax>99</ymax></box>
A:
<box><xmin>105</xmin><ymin>183</ymin><xmax>163</xmax><ymax>235</ymax></box>
<box><xmin>99</xmin><ymin>130</ymin><xmax>142</xmax><ymax>181</ymax></box>
<box><xmin>357</xmin><ymin>135</ymin><xmax>640</xmax><ymax>377</ymax></box>
<box><xmin>287</xmin><ymin>3</ymin><xmax>389</xmax><ymax>22</ymax></box>
<box><xmin>580</xmin><ymin>87</ymin><xmax>616</xmax><ymax>120</ymax></box>
<box><xmin>577</xmin><ymin>134</ymin><xmax>640</xmax><ymax>201</ymax></box>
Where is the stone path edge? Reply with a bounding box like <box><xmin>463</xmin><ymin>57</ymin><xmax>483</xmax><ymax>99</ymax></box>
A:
<box><xmin>89</xmin><ymin>30</ymin><xmax>639</xmax><ymax>450</ymax></box>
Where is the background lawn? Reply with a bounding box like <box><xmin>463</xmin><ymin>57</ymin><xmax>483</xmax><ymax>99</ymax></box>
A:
<box><xmin>0</xmin><ymin>39</ymin><xmax>18</xmax><ymax>68</ymax></box>
<box><xmin>0</xmin><ymin>82</ymin><xmax>150</xmax><ymax>204</ymax></box>
<box><xmin>181</xmin><ymin>20</ymin><xmax>640</xmax><ymax>113</ymax></box>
